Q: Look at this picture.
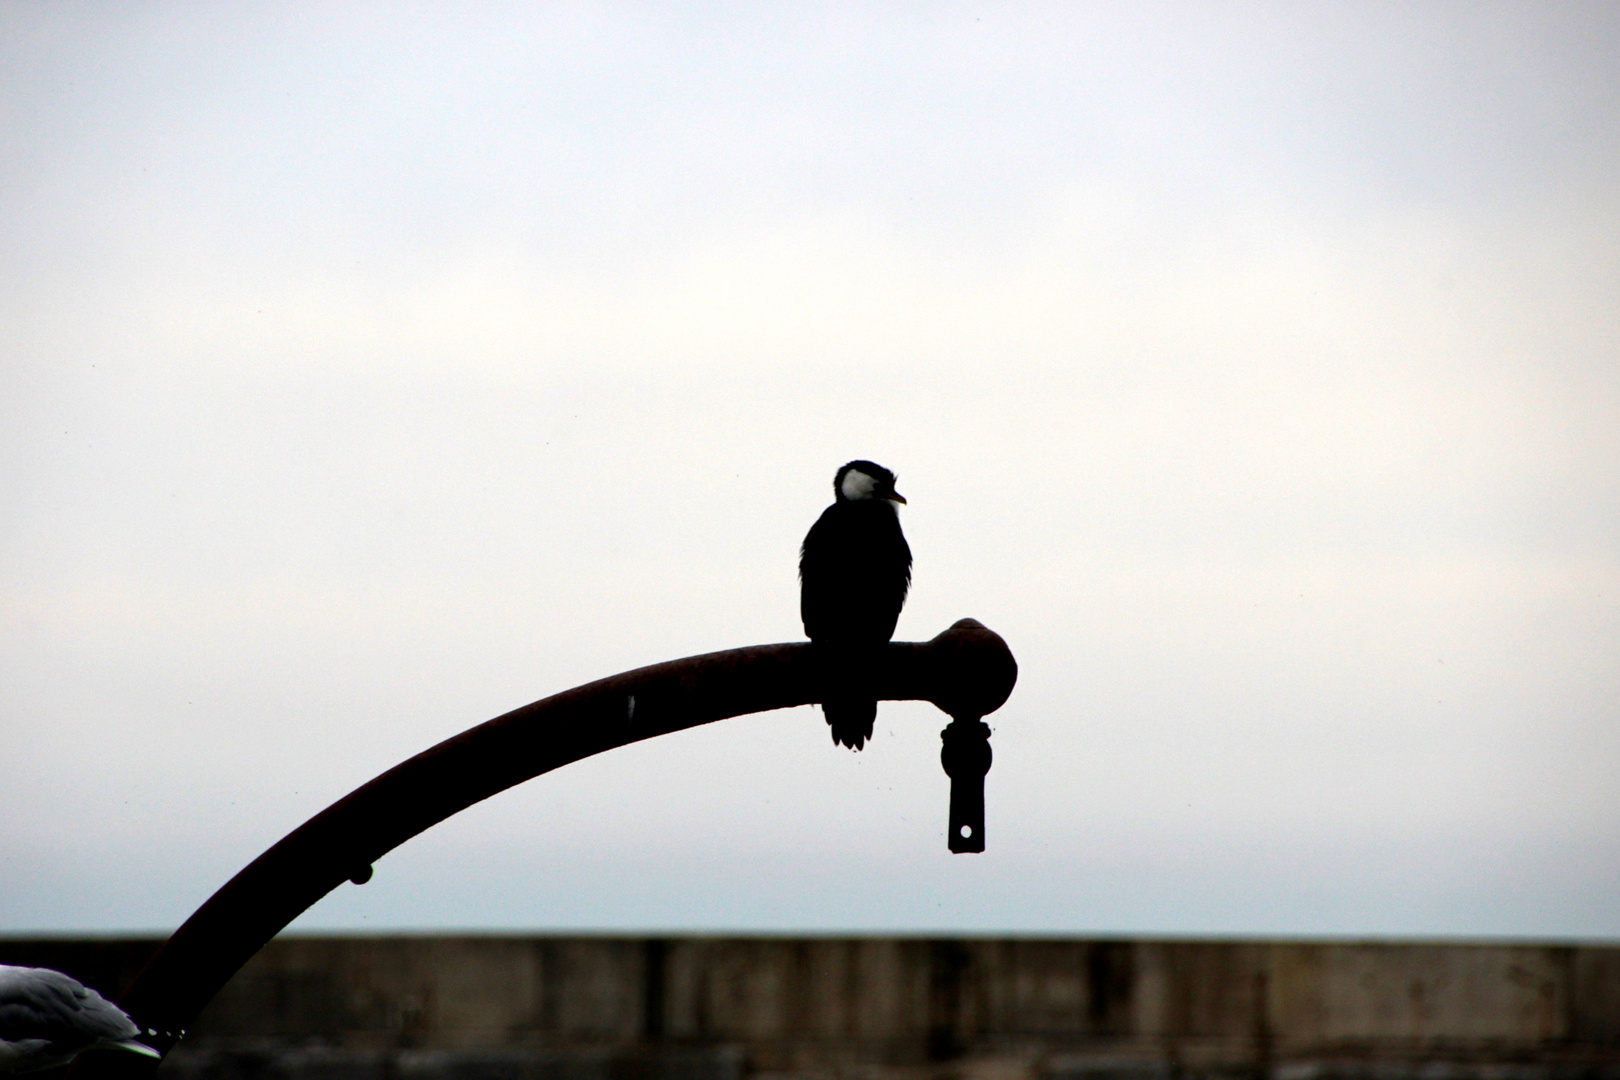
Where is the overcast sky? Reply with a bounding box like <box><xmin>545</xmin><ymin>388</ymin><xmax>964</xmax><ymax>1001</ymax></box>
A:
<box><xmin>3</xmin><ymin>2</ymin><xmax>1618</xmax><ymax>940</ymax></box>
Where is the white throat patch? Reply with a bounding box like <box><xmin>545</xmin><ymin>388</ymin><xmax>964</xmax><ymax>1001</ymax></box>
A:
<box><xmin>840</xmin><ymin>469</ymin><xmax>878</xmax><ymax>501</ymax></box>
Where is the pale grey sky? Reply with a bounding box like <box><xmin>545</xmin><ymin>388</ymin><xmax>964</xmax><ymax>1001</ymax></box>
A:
<box><xmin>3</xmin><ymin>2</ymin><xmax>1618</xmax><ymax>938</ymax></box>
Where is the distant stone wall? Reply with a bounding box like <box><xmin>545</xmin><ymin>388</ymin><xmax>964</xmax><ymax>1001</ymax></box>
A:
<box><xmin>5</xmin><ymin>936</ymin><xmax>1618</xmax><ymax>1080</ymax></box>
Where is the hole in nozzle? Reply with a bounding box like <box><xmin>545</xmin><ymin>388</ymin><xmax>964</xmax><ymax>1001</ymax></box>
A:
<box><xmin>959</xmin><ymin>825</ymin><xmax>973</xmax><ymax>839</ymax></box>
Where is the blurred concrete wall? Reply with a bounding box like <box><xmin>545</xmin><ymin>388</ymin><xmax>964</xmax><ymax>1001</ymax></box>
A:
<box><xmin>4</xmin><ymin>936</ymin><xmax>1618</xmax><ymax>1080</ymax></box>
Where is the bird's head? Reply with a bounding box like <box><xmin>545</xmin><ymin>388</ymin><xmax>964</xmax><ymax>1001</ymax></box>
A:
<box><xmin>834</xmin><ymin>460</ymin><xmax>906</xmax><ymax>505</ymax></box>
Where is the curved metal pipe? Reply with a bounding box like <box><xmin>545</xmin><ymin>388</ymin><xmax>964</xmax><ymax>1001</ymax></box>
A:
<box><xmin>73</xmin><ymin>618</ymin><xmax>1016</xmax><ymax>1079</ymax></box>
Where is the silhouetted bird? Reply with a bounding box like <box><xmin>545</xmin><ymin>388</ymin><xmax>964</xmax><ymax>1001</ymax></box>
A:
<box><xmin>0</xmin><ymin>965</ymin><xmax>159</xmax><ymax>1073</ymax></box>
<box><xmin>799</xmin><ymin>460</ymin><xmax>912</xmax><ymax>750</ymax></box>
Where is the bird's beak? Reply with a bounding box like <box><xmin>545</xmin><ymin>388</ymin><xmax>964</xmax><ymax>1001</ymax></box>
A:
<box><xmin>889</xmin><ymin>491</ymin><xmax>907</xmax><ymax>505</ymax></box>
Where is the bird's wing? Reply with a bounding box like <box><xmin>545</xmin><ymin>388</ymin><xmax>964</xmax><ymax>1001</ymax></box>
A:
<box><xmin>799</xmin><ymin>502</ymin><xmax>914</xmax><ymax>643</ymax></box>
<box><xmin>0</xmin><ymin>967</ymin><xmax>141</xmax><ymax>1046</ymax></box>
<box><xmin>798</xmin><ymin>505</ymin><xmax>839</xmax><ymax>638</ymax></box>
<box><xmin>797</xmin><ymin>505</ymin><xmax>837</xmax><ymax>581</ymax></box>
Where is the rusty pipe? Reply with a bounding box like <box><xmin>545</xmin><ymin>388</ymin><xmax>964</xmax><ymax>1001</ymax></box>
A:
<box><xmin>72</xmin><ymin>618</ymin><xmax>1015</xmax><ymax>1079</ymax></box>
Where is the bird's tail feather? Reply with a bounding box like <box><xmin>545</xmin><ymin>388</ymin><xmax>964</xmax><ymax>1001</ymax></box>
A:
<box><xmin>825</xmin><ymin>700</ymin><xmax>877</xmax><ymax>751</ymax></box>
<box><xmin>101</xmin><ymin>1039</ymin><xmax>162</xmax><ymax>1060</ymax></box>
